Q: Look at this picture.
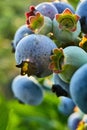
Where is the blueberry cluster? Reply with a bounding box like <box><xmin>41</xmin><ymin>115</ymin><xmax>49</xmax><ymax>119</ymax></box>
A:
<box><xmin>11</xmin><ymin>0</ymin><xmax>87</xmax><ymax>129</ymax></box>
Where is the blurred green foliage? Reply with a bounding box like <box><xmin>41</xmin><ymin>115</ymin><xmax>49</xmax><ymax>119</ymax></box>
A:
<box><xmin>0</xmin><ymin>0</ymin><xmax>79</xmax><ymax>130</ymax></box>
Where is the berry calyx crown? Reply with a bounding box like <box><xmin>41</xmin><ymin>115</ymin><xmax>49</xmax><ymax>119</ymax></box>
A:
<box><xmin>55</xmin><ymin>8</ymin><xmax>80</xmax><ymax>32</ymax></box>
<box><xmin>25</xmin><ymin>6</ymin><xmax>44</xmax><ymax>33</ymax></box>
<box><xmin>49</xmin><ymin>48</ymin><xmax>64</xmax><ymax>73</ymax></box>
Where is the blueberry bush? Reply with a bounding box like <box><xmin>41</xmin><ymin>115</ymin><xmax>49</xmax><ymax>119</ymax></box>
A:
<box><xmin>1</xmin><ymin>0</ymin><xmax>87</xmax><ymax>130</ymax></box>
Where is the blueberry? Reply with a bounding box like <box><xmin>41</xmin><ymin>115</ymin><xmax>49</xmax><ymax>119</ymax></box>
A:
<box><xmin>15</xmin><ymin>34</ymin><xmax>57</xmax><ymax>77</ymax></box>
<box><xmin>11</xmin><ymin>75</ymin><xmax>44</xmax><ymax>105</ymax></box>
<box><xmin>49</xmin><ymin>46</ymin><xmax>87</xmax><ymax>83</ymax></box>
<box><xmin>68</xmin><ymin>112</ymin><xmax>82</xmax><ymax>130</ymax></box>
<box><xmin>58</xmin><ymin>46</ymin><xmax>87</xmax><ymax>83</ymax></box>
<box><xmin>25</xmin><ymin>11</ymin><xmax>52</xmax><ymax>35</ymax></box>
<box><xmin>11</xmin><ymin>25</ymin><xmax>33</xmax><ymax>52</ymax></box>
<box><xmin>52</xmin><ymin>1</ymin><xmax>75</xmax><ymax>13</ymax></box>
<box><xmin>35</xmin><ymin>2</ymin><xmax>58</xmax><ymax>20</ymax></box>
<box><xmin>53</xmin><ymin>8</ymin><xmax>81</xmax><ymax>45</ymax></box>
<box><xmin>70</xmin><ymin>63</ymin><xmax>87</xmax><ymax>114</ymax></box>
<box><xmin>76</xmin><ymin>114</ymin><xmax>87</xmax><ymax>130</ymax></box>
<box><xmin>58</xmin><ymin>96</ymin><xmax>75</xmax><ymax>115</ymax></box>
<box><xmin>76</xmin><ymin>0</ymin><xmax>87</xmax><ymax>34</ymax></box>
